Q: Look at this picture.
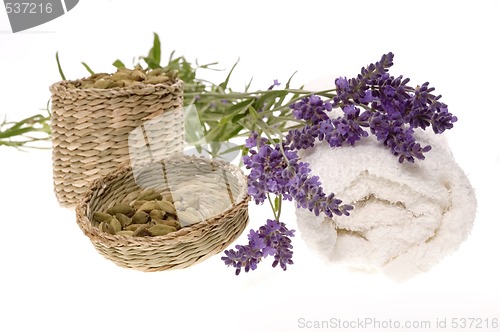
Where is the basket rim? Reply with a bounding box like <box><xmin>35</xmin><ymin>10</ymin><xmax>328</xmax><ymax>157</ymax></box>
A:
<box><xmin>75</xmin><ymin>155</ymin><xmax>250</xmax><ymax>247</ymax></box>
<box><xmin>50</xmin><ymin>77</ymin><xmax>183</xmax><ymax>97</ymax></box>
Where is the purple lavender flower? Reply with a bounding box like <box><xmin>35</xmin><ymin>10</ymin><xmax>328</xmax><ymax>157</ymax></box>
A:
<box><xmin>363</xmin><ymin>112</ymin><xmax>431</xmax><ymax>162</ymax></box>
<box><xmin>268</xmin><ymin>79</ymin><xmax>281</xmax><ymax>90</ymax></box>
<box><xmin>335</xmin><ymin>77</ymin><xmax>349</xmax><ymax>90</ymax></box>
<box><xmin>285</xmin><ymin>125</ymin><xmax>319</xmax><ymax>150</ymax></box>
<box><xmin>244</xmin><ymin>137</ymin><xmax>353</xmax><ymax>216</ymax></box>
<box><xmin>316</xmin><ymin>53</ymin><xmax>456</xmax><ymax>163</ymax></box>
<box><xmin>431</xmin><ymin>107</ymin><xmax>457</xmax><ymax>134</ymax></box>
<box><xmin>245</xmin><ymin>131</ymin><xmax>266</xmax><ymax>149</ymax></box>
<box><xmin>327</xmin><ymin>105</ymin><xmax>369</xmax><ymax>146</ymax></box>
<box><xmin>333</xmin><ymin>52</ymin><xmax>394</xmax><ymax>107</ymax></box>
<box><xmin>243</xmin><ymin>143</ymin><xmax>299</xmax><ymax>204</ymax></box>
<box><xmin>226</xmin><ymin>52</ymin><xmax>457</xmax><ymax>275</ymax></box>
<box><xmin>287</xmin><ymin>164</ymin><xmax>353</xmax><ymax>217</ymax></box>
<box><xmin>274</xmin><ymin>79</ymin><xmax>281</xmax><ymax>86</ymax></box>
<box><xmin>221</xmin><ymin>220</ymin><xmax>295</xmax><ymax>275</ymax></box>
<box><xmin>289</xmin><ymin>94</ymin><xmax>331</xmax><ymax>125</ymax></box>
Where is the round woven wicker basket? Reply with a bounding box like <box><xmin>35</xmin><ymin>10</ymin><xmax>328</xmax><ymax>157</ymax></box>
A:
<box><xmin>50</xmin><ymin>78</ymin><xmax>184</xmax><ymax>207</ymax></box>
<box><xmin>75</xmin><ymin>155</ymin><xmax>250</xmax><ymax>272</ymax></box>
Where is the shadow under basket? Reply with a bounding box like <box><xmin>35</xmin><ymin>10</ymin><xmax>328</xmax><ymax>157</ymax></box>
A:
<box><xmin>75</xmin><ymin>155</ymin><xmax>250</xmax><ymax>272</ymax></box>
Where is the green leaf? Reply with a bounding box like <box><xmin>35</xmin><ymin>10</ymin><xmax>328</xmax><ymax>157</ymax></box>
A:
<box><xmin>218</xmin><ymin>123</ymin><xmax>243</xmax><ymax>141</ymax></box>
<box><xmin>81</xmin><ymin>62</ymin><xmax>95</xmax><ymax>75</ymax></box>
<box><xmin>147</xmin><ymin>32</ymin><xmax>161</xmax><ymax>66</ymax></box>
<box><xmin>218</xmin><ymin>143</ymin><xmax>243</xmax><ymax>156</ymax></box>
<box><xmin>55</xmin><ymin>51</ymin><xmax>66</xmax><ymax>80</ymax></box>
<box><xmin>199</xmin><ymin>112</ymin><xmax>228</xmax><ymax>122</ymax></box>
<box><xmin>220</xmin><ymin>99</ymin><xmax>254</xmax><ymax>124</ymax></box>
<box><xmin>168</xmin><ymin>50</ymin><xmax>176</xmax><ymax>63</ymax></box>
<box><xmin>197</xmin><ymin>61</ymin><xmax>219</xmax><ymax>69</ymax></box>
<box><xmin>112</xmin><ymin>59</ymin><xmax>125</xmax><ymax>68</ymax></box>
<box><xmin>284</xmin><ymin>71</ymin><xmax>297</xmax><ymax>90</ymax></box>
<box><xmin>180</xmin><ymin>60</ymin><xmax>196</xmax><ymax>83</ymax></box>
<box><xmin>231</xmin><ymin>109</ymin><xmax>249</xmax><ymax>123</ymax></box>
<box><xmin>203</xmin><ymin>127</ymin><xmax>223</xmax><ymax>143</ymax></box>
<box><xmin>141</xmin><ymin>56</ymin><xmax>161</xmax><ymax>69</ymax></box>
<box><xmin>245</xmin><ymin>77</ymin><xmax>253</xmax><ymax>92</ymax></box>
<box><xmin>274</xmin><ymin>71</ymin><xmax>297</xmax><ymax>106</ymax></box>
<box><xmin>203</xmin><ymin>122</ymin><xmax>230</xmax><ymax>143</ymax></box>
<box><xmin>254</xmin><ymin>90</ymin><xmax>289</xmax><ymax>111</ymax></box>
<box><xmin>219</xmin><ymin>58</ymin><xmax>239</xmax><ymax>90</ymax></box>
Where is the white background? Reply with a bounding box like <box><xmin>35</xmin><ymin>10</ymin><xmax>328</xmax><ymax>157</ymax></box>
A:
<box><xmin>1</xmin><ymin>1</ymin><xmax>499</xmax><ymax>331</ymax></box>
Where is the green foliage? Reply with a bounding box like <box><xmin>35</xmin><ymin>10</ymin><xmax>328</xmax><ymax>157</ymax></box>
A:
<box><xmin>105</xmin><ymin>33</ymin><xmax>323</xmax><ymax>158</ymax></box>
<box><xmin>0</xmin><ymin>109</ymin><xmax>51</xmax><ymax>149</ymax></box>
<box><xmin>112</xmin><ymin>60</ymin><xmax>125</xmax><ymax>68</ymax></box>
<box><xmin>3</xmin><ymin>32</ymin><xmax>325</xmax><ymax>152</ymax></box>
<box><xmin>55</xmin><ymin>51</ymin><xmax>66</xmax><ymax>80</ymax></box>
<box><xmin>81</xmin><ymin>62</ymin><xmax>95</xmax><ymax>75</ymax></box>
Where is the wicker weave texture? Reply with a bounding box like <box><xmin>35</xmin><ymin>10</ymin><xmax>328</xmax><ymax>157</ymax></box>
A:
<box><xmin>75</xmin><ymin>155</ymin><xmax>249</xmax><ymax>272</ymax></box>
<box><xmin>50</xmin><ymin>80</ymin><xmax>184</xmax><ymax>207</ymax></box>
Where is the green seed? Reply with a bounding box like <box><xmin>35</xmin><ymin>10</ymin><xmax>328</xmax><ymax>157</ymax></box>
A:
<box><xmin>148</xmin><ymin>224</ymin><xmax>177</xmax><ymax>236</ymax></box>
<box><xmin>109</xmin><ymin>72</ymin><xmax>131</xmax><ymax>81</ymax></box>
<box><xmin>124</xmin><ymin>224</ymin><xmax>144</xmax><ymax>231</ymax></box>
<box><xmin>130</xmin><ymin>70</ymin><xmax>147</xmax><ymax>81</ymax></box>
<box><xmin>89</xmin><ymin>73</ymin><xmax>108</xmax><ymax>80</ymax></box>
<box><xmin>146</xmin><ymin>68</ymin><xmax>162</xmax><ymax>77</ymax></box>
<box><xmin>93</xmin><ymin>78</ymin><xmax>113</xmax><ymax>89</ymax></box>
<box><xmin>149</xmin><ymin>209</ymin><xmax>165</xmax><ymax>220</ymax></box>
<box><xmin>132</xmin><ymin>210</ymin><xmax>149</xmax><ymax>224</ymax></box>
<box><xmin>132</xmin><ymin>200</ymin><xmax>147</xmax><ymax>210</ymax></box>
<box><xmin>137</xmin><ymin>201</ymin><xmax>158</xmax><ymax>213</ymax></box>
<box><xmin>133</xmin><ymin>225</ymin><xmax>151</xmax><ymax>237</ymax></box>
<box><xmin>137</xmin><ymin>189</ymin><xmax>163</xmax><ymax>201</ymax></box>
<box><xmin>157</xmin><ymin>200</ymin><xmax>176</xmax><ymax>215</ymax></box>
<box><xmin>144</xmin><ymin>76</ymin><xmax>169</xmax><ymax>84</ymax></box>
<box><xmin>109</xmin><ymin>80</ymin><xmax>125</xmax><ymax>88</ymax></box>
<box><xmin>93</xmin><ymin>211</ymin><xmax>113</xmax><ymax>224</ymax></box>
<box><xmin>115</xmin><ymin>213</ymin><xmax>132</xmax><ymax>227</ymax></box>
<box><xmin>107</xmin><ymin>203</ymin><xmax>135</xmax><ymax>217</ymax></box>
<box><xmin>155</xmin><ymin>217</ymin><xmax>181</xmax><ymax>230</ymax></box>
<box><xmin>109</xmin><ymin>217</ymin><xmax>122</xmax><ymax>233</ymax></box>
<box><xmin>99</xmin><ymin>221</ymin><xmax>115</xmax><ymax>235</ymax></box>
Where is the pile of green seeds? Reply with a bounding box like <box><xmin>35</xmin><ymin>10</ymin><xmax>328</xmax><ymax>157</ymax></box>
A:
<box><xmin>68</xmin><ymin>66</ymin><xmax>178</xmax><ymax>89</ymax></box>
<box><xmin>92</xmin><ymin>189</ymin><xmax>203</xmax><ymax>237</ymax></box>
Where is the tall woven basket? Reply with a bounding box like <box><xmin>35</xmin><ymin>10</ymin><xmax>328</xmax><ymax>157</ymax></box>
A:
<box><xmin>75</xmin><ymin>155</ymin><xmax>250</xmax><ymax>271</ymax></box>
<box><xmin>50</xmin><ymin>78</ymin><xmax>184</xmax><ymax>207</ymax></box>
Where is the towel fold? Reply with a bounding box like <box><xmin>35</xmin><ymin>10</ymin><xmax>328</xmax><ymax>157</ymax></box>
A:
<box><xmin>295</xmin><ymin>128</ymin><xmax>476</xmax><ymax>280</ymax></box>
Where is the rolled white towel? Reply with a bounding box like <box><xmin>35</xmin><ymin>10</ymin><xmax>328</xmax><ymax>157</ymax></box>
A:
<box><xmin>295</xmin><ymin>128</ymin><xmax>476</xmax><ymax>280</ymax></box>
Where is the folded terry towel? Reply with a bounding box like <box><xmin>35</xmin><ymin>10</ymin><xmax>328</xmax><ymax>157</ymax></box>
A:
<box><xmin>295</xmin><ymin>128</ymin><xmax>476</xmax><ymax>280</ymax></box>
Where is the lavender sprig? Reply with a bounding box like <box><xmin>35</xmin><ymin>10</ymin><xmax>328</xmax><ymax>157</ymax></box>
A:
<box><xmin>222</xmin><ymin>132</ymin><xmax>352</xmax><ymax>274</ymax></box>
<box><xmin>242</xmin><ymin>135</ymin><xmax>352</xmax><ymax>217</ymax></box>
<box><xmin>223</xmin><ymin>52</ymin><xmax>457</xmax><ymax>274</ymax></box>
<box><xmin>285</xmin><ymin>53</ymin><xmax>457</xmax><ymax>163</ymax></box>
<box><xmin>221</xmin><ymin>219</ymin><xmax>295</xmax><ymax>275</ymax></box>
